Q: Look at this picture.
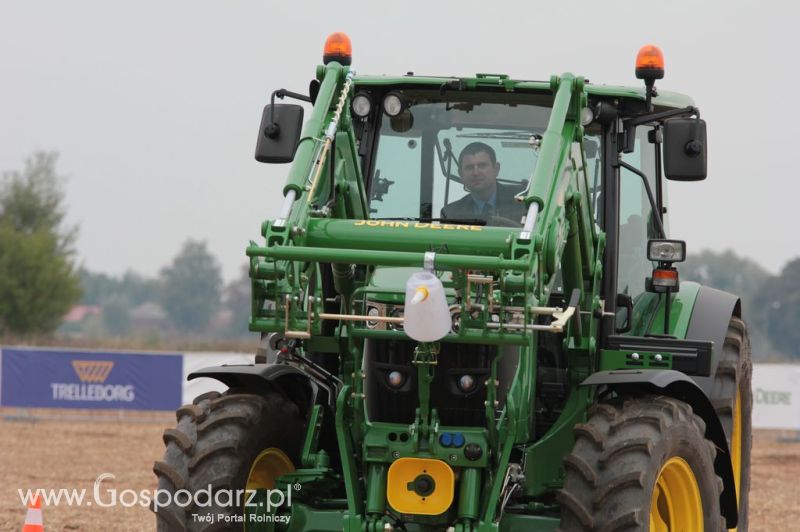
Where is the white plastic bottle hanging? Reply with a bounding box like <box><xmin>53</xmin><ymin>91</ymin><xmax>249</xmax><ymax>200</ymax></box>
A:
<box><xmin>403</xmin><ymin>271</ymin><xmax>451</xmax><ymax>342</ymax></box>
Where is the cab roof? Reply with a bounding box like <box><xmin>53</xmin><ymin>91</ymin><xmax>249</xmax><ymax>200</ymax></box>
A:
<box><xmin>353</xmin><ymin>73</ymin><xmax>695</xmax><ymax>109</ymax></box>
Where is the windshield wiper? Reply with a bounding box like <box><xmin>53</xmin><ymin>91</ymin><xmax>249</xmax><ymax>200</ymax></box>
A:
<box><xmin>371</xmin><ymin>217</ymin><xmax>487</xmax><ymax>226</ymax></box>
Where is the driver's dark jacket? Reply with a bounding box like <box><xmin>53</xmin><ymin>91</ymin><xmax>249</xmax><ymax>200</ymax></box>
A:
<box><xmin>441</xmin><ymin>182</ymin><xmax>526</xmax><ymax>223</ymax></box>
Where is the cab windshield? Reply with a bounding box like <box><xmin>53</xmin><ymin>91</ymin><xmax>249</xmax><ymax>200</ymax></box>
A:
<box><xmin>367</xmin><ymin>91</ymin><xmax>554</xmax><ymax>227</ymax></box>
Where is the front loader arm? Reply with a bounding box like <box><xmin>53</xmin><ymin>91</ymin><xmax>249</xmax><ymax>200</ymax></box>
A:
<box><xmin>249</xmin><ymin>62</ymin><xmax>363</xmax><ymax>333</ymax></box>
<box><xmin>516</xmin><ymin>73</ymin><xmax>601</xmax><ymax>345</ymax></box>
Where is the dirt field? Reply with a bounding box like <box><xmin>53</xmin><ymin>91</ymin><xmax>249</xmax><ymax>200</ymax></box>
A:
<box><xmin>0</xmin><ymin>410</ymin><xmax>797</xmax><ymax>531</ymax></box>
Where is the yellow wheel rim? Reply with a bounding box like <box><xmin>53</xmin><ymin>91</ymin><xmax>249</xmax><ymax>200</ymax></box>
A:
<box><xmin>728</xmin><ymin>389</ymin><xmax>743</xmax><ymax>531</ymax></box>
<box><xmin>649</xmin><ymin>457</ymin><xmax>704</xmax><ymax>532</ymax></box>
<box><xmin>246</xmin><ymin>447</ymin><xmax>295</xmax><ymax>491</ymax></box>
<box><xmin>731</xmin><ymin>389</ymin><xmax>742</xmax><ymax>502</ymax></box>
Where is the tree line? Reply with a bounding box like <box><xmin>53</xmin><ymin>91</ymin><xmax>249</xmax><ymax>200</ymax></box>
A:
<box><xmin>76</xmin><ymin>245</ymin><xmax>251</xmax><ymax>340</ymax></box>
<box><xmin>0</xmin><ymin>152</ymin><xmax>250</xmax><ymax>341</ymax></box>
<box><xmin>0</xmin><ymin>152</ymin><xmax>798</xmax><ymax>358</ymax></box>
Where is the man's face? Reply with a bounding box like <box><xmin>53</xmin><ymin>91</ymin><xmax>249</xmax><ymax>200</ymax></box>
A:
<box><xmin>459</xmin><ymin>151</ymin><xmax>500</xmax><ymax>198</ymax></box>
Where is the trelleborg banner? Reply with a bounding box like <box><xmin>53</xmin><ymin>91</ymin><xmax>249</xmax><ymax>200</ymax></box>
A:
<box><xmin>0</xmin><ymin>347</ymin><xmax>183</xmax><ymax>410</ymax></box>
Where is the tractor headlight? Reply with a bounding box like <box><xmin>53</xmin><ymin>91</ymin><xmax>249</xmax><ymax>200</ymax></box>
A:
<box><xmin>450</xmin><ymin>311</ymin><xmax>461</xmax><ymax>333</ymax></box>
<box><xmin>366</xmin><ymin>306</ymin><xmax>380</xmax><ymax>328</ymax></box>
<box><xmin>387</xmin><ymin>370</ymin><xmax>406</xmax><ymax>389</ymax></box>
<box><xmin>458</xmin><ymin>374</ymin><xmax>477</xmax><ymax>393</ymax></box>
<box><xmin>388</xmin><ymin>307</ymin><xmax>404</xmax><ymax>331</ymax></box>
<box><xmin>647</xmin><ymin>239</ymin><xmax>686</xmax><ymax>263</ymax></box>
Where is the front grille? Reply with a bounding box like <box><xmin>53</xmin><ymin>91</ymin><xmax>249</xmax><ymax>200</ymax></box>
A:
<box><xmin>365</xmin><ymin>339</ymin><xmax>417</xmax><ymax>424</ymax></box>
<box><xmin>365</xmin><ymin>340</ymin><xmax>518</xmax><ymax>427</ymax></box>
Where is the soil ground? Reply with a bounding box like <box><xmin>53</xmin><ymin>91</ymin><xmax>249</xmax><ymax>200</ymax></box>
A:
<box><xmin>0</xmin><ymin>409</ymin><xmax>797</xmax><ymax>531</ymax></box>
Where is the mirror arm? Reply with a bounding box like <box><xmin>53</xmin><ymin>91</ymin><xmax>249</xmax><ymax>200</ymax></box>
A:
<box><xmin>615</xmin><ymin>160</ymin><xmax>667</xmax><ymax>239</ymax></box>
<box><xmin>271</xmin><ymin>88</ymin><xmax>313</xmax><ymax>105</ymax></box>
<box><xmin>625</xmin><ymin>105</ymin><xmax>699</xmax><ymax>129</ymax></box>
<box><xmin>622</xmin><ymin>106</ymin><xmax>699</xmax><ymax>153</ymax></box>
<box><xmin>615</xmin><ymin>293</ymin><xmax>633</xmax><ymax>334</ymax></box>
<box><xmin>266</xmin><ymin>89</ymin><xmax>314</xmax><ymax>138</ymax></box>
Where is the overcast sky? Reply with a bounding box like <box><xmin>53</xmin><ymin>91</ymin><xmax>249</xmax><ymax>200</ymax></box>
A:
<box><xmin>1</xmin><ymin>1</ymin><xmax>796</xmax><ymax>282</ymax></box>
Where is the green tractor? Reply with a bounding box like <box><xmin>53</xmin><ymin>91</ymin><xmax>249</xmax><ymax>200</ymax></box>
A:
<box><xmin>154</xmin><ymin>35</ymin><xmax>752</xmax><ymax>531</ymax></box>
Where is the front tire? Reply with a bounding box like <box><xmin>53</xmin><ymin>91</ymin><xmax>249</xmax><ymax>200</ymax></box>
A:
<box><xmin>559</xmin><ymin>396</ymin><xmax>724</xmax><ymax>531</ymax></box>
<box><xmin>153</xmin><ymin>390</ymin><xmax>305</xmax><ymax>531</ymax></box>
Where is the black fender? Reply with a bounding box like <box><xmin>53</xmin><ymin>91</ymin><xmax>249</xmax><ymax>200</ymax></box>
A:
<box><xmin>188</xmin><ymin>363</ymin><xmax>319</xmax><ymax>417</ymax></box>
<box><xmin>582</xmin><ymin>369</ymin><xmax>738</xmax><ymax>528</ymax></box>
<box><xmin>684</xmin><ymin>285</ymin><xmax>741</xmax><ymax>395</ymax></box>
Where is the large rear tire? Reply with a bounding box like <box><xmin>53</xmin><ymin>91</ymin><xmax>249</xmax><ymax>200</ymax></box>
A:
<box><xmin>710</xmin><ymin>316</ymin><xmax>753</xmax><ymax>530</ymax></box>
<box><xmin>153</xmin><ymin>390</ymin><xmax>305</xmax><ymax>531</ymax></box>
<box><xmin>558</xmin><ymin>396</ymin><xmax>724</xmax><ymax>531</ymax></box>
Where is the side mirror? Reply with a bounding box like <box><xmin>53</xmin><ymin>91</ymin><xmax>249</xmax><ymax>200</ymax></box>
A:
<box><xmin>254</xmin><ymin>104</ymin><xmax>304</xmax><ymax>164</ymax></box>
<box><xmin>663</xmin><ymin>118</ymin><xmax>707</xmax><ymax>181</ymax></box>
<box><xmin>615</xmin><ymin>293</ymin><xmax>633</xmax><ymax>334</ymax></box>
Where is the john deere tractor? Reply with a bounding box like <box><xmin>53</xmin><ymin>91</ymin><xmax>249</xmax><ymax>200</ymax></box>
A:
<box><xmin>154</xmin><ymin>35</ymin><xmax>752</xmax><ymax>531</ymax></box>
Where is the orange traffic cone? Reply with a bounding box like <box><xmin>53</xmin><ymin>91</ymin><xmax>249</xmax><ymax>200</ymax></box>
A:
<box><xmin>21</xmin><ymin>494</ymin><xmax>43</xmax><ymax>531</ymax></box>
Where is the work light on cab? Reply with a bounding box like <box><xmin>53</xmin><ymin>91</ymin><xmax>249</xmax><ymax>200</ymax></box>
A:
<box><xmin>323</xmin><ymin>32</ymin><xmax>352</xmax><ymax>65</ymax></box>
<box><xmin>351</xmin><ymin>92</ymin><xmax>372</xmax><ymax>117</ymax></box>
<box><xmin>382</xmin><ymin>92</ymin><xmax>405</xmax><ymax>117</ymax></box>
